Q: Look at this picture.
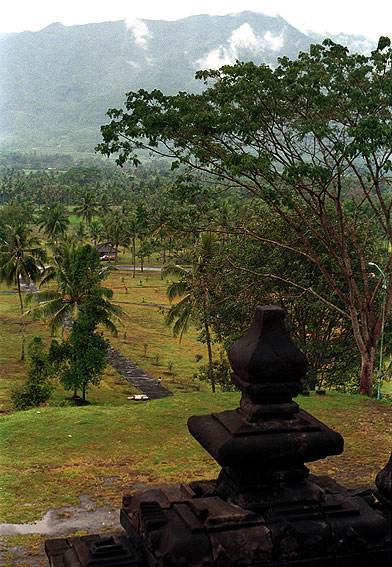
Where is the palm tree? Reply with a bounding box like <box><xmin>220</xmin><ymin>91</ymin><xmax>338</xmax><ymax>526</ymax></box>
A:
<box><xmin>103</xmin><ymin>210</ymin><xmax>127</xmax><ymax>264</ymax></box>
<box><xmin>88</xmin><ymin>220</ymin><xmax>103</xmax><ymax>246</ymax></box>
<box><xmin>73</xmin><ymin>222</ymin><xmax>88</xmax><ymax>243</ymax></box>
<box><xmin>0</xmin><ymin>224</ymin><xmax>47</xmax><ymax>359</ymax></box>
<box><xmin>125</xmin><ymin>216</ymin><xmax>139</xmax><ymax>278</ymax></box>
<box><xmin>27</xmin><ymin>243</ymin><xmax>124</xmax><ymax>338</ymax></box>
<box><xmin>74</xmin><ymin>192</ymin><xmax>99</xmax><ymax>226</ymax></box>
<box><xmin>37</xmin><ymin>202</ymin><xmax>70</xmax><ymax>245</ymax></box>
<box><xmin>163</xmin><ymin>233</ymin><xmax>217</xmax><ymax>392</ymax></box>
<box><xmin>97</xmin><ymin>193</ymin><xmax>112</xmax><ymax>217</ymax></box>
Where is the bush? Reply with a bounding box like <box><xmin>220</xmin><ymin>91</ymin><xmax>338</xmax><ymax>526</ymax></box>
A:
<box><xmin>195</xmin><ymin>352</ymin><xmax>237</xmax><ymax>392</ymax></box>
<box><xmin>11</xmin><ymin>380</ymin><xmax>54</xmax><ymax>411</ymax></box>
<box><xmin>11</xmin><ymin>337</ymin><xmax>54</xmax><ymax>411</ymax></box>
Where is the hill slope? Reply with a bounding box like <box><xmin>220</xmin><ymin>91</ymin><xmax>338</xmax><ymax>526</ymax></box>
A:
<box><xmin>0</xmin><ymin>12</ymin><xmax>375</xmax><ymax>153</ymax></box>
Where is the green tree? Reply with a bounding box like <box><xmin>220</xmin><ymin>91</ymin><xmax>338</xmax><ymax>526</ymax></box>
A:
<box><xmin>50</xmin><ymin>299</ymin><xmax>109</xmax><ymax>403</ymax></box>
<box><xmin>37</xmin><ymin>202</ymin><xmax>70</xmax><ymax>244</ymax></box>
<box><xmin>11</xmin><ymin>337</ymin><xmax>55</xmax><ymax>410</ymax></box>
<box><xmin>124</xmin><ymin>210</ymin><xmax>150</xmax><ymax>277</ymax></box>
<box><xmin>0</xmin><ymin>224</ymin><xmax>46</xmax><ymax>359</ymax></box>
<box><xmin>103</xmin><ymin>210</ymin><xmax>127</xmax><ymax>263</ymax></box>
<box><xmin>74</xmin><ymin>191</ymin><xmax>99</xmax><ymax>226</ymax></box>
<box><xmin>203</xmin><ymin>203</ymin><xmax>360</xmax><ymax>390</ymax></box>
<box><xmin>163</xmin><ymin>232</ymin><xmax>217</xmax><ymax>392</ymax></box>
<box><xmin>125</xmin><ymin>215</ymin><xmax>139</xmax><ymax>278</ymax></box>
<box><xmin>97</xmin><ymin>193</ymin><xmax>112</xmax><ymax>217</ymax></box>
<box><xmin>98</xmin><ymin>39</ymin><xmax>392</xmax><ymax>395</ymax></box>
<box><xmin>88</xmin><ymin>219</ymin><xmax>104</xmax><ymax>246</ymax></box>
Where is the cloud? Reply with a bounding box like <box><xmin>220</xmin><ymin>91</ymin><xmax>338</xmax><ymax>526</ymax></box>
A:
<box><xmin>197</xmin><ymin>23</ymin><xmax>285</xmax><ymax>69</ymax></box>
<box><xmin>231</xmin><ymin>23</ymin><xmax>259</xmax><ymax>51</ymax></box>
<box><xmin>263</xmin><ymin>30</ymin><xmax>284</xmax><ymax>51</ymax></box>
<box><xmin>125</xmin><ymin>17</ymin><xmax>151</xmax><ymax>47</ymax></box>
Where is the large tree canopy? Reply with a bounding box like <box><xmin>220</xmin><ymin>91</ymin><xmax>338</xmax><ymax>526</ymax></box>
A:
<box><xmin>97</xmin><ymin>39</ymin><xmax>392</xmax><ymax>395</ymax></box>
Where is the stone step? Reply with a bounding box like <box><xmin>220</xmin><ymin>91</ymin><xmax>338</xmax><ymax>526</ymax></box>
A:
<box><xmin>108</xmin><ymin>348</ymin><xmax>173</xmax><ymax>399</ymax></box>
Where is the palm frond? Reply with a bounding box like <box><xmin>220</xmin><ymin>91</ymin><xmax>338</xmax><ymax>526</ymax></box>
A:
<box><xmin>166</xmin><ymin>281</ymin><xmax>190</xmax><ymax>302</ymax></box>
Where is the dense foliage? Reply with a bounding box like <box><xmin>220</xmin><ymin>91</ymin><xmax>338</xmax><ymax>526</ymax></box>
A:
<box><xmin>49</xmin><ymin>301</ymin><xmax>109</xmax><ymax>403</ymax></box>
<box><xmin>97</xmin><ymin>38</ymin><xmax>392</xmax><ymax>395</ymax></box>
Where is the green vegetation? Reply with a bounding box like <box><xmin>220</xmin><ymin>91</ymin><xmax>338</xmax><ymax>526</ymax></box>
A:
<box><xmin>163</xmin><ymin>233</ymin><xmax>217</xmax><ymax>391</ymax></box>
<box><xmin>49</xmin><ymin>304</ymin><xmax>109</xmax><ymax>403</ymax></box>
<box><xmin>0</xmin><ymin>394</ymin><xmax>390</xmax><ymax>531</ymax></box>
<box><xmin>2</xmin><ymin>13</ymin><xmax>363</xmax><ymax>154</ymax></box>
<box><xmin>0</xmin><ymin>223</ymin><xmax>47</xmax><ymax>360</ymax></box>
<box><xmin>99</xmin><ymin>38</ymin><xmax>392</xmax><ymax>396</ymax></box>
<box><xmin>11</xmin><ymin>337</ymin><xmax>54</xmax><ymax>411</ymax></box>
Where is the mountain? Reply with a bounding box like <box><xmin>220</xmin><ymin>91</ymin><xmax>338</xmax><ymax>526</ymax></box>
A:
<box><xmin>0</xmin><ymin>12</ymin><xmax>376</xmax><ymax>154</ymax></box>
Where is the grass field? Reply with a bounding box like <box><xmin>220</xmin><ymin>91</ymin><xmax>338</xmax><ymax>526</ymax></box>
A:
<box><xmin>0</xmin><ymin>264</ymin><xmax>391</xmax><ymax>566</ymax></box>
<box><xmin>0</xmin><ymin>269</ymin><xmax>211</xmax><ymax>413</ymax></box>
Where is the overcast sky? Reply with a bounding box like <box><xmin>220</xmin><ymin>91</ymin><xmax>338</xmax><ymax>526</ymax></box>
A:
<box><xmin>1</xmin><ymin>0</ymin><xmax>391</xmax><ymax>41</ymax></box>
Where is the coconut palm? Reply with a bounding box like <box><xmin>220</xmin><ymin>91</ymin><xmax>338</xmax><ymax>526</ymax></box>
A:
<box><xmin>73</xmin><ymin>222</ymin><xmax>88</xmax><ymax>243</ymax></box>
<box><xmin>88</xmin><ymin>220</ymin><xmax>104</xmax><ymax>246</ymax></box>
<box><xmin>0</xmin><ymin>224</ymin><xmax>47</xmax><ymax>359</ymax></box>
<box><xmin>163</xmin><ymin>233</ymin><xmax>217</xmax><ymax>391</ymax></box>
<box><xmin>74</xmin><ymin>191</ymin><xmax>99</xmax><ymax>226</ymax></box>
<box><xmin>124</xmin><ymin>215</ymin><xmax>139</xmax><ymax>278</ymax></box>
<box><xmin>97</xmin><ymin>193</ymin><xmax>112</xmax><ymax>217</ymax></box>
<box><xmin>37</xmin><ymin>202</ymin><xmax>70</xmax><ymax>244</ymax></box>
<box><xmin>103</xmin><ymin>210</ymin><xmax>127</xmax><ymax>264</ymax></box>
<box><xmin>27</xmin><ymin>243</ymin><xmax>124</xmax><ymax>337</ymax></box>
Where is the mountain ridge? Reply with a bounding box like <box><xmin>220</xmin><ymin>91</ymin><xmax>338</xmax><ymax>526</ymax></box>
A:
<box><xmin>0</xmin><ymin>12</ymin><xmax>376</xmax><ymax>154</ymax></box>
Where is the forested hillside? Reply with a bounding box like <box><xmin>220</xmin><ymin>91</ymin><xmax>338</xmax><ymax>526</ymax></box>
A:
<box><xmin>0</xmin><ymin>11</ymin><xmax>375</xmax><ymax>153</ymax></box>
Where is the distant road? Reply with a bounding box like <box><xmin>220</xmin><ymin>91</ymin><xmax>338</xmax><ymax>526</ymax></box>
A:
<box><xmin>117</xmin><ymin>266</ymin><xmax>161</xmax><ymax>271</ymax></box>
<box><xmin>115</xmin><ymin>265</ymin><xmax>190</xmax><ymax>272</ymax></box>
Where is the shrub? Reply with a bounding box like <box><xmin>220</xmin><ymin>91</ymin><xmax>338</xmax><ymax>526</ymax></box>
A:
<box><xmin>195</xmin><ymin>352</ymin><xmax>237</xmax><ymax>392</ymax></box>
<box><xmin>11</xmin><ymin>337</ymin><xmax>54</xmax><ymax>411</ymax></box>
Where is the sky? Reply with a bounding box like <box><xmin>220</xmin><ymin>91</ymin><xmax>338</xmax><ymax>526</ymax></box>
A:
<box><xmin>1</xmin><ymin>0</ymin><xmax>391</xmax><ymax>41</ymax></box>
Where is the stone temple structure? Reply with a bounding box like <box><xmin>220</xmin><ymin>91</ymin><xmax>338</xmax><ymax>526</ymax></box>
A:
<box><xmin>45</xmin><ymin>306</ymin><xmax>391</xmax><ymax>566</ymax></box>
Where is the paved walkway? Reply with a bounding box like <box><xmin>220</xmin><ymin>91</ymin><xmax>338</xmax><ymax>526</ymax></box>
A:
<box><xmin>108</xmin><ymin>347</ymin><xmax>173</xmax><ymax>399</ymax></box>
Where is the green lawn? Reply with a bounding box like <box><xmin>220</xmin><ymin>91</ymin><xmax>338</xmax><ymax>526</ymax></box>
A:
<box><xmin>0</xmin><ymin>270</ymin><xmax>211</xmax><ymax>413</ymax></box>
<box><xmin>1</xmin><ymin>392</ymin><xmax>391</xmax><ymax>525</ymax></box>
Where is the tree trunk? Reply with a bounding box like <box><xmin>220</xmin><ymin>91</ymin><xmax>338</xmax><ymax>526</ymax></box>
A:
<box><xmin>359</xmin><ymin>349</ymin><xmax>377</xmax><ymax>396</ymax></box>
<box><xmin>204</xmin><ymin>312</ymin><xmax>215</xmax><ymax>393</ymax></box>
<box><xmin>17</xmin><ymin>277</ymin><xmax>25</xmax><ymax>361</ymax></box>
<box><xmin>132</xmin><ymin>237</ymin><xmax>136</xmax><ymax>278</ymax></box>
<box><xmin>168</xmin><ymin>238</ymin><xmax>172</xmax><ymax>261</ymax></box>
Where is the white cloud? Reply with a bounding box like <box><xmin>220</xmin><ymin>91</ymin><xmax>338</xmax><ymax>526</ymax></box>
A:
<box><xmin>197</xmin><ymin>46</ymin><xmax>235</xmax><ymax>69</ymax></box>
<box><xmin>1</xmin><ymin>1</ymin><xmax>391</xmax><ymax>42</ymax></box>
<box><xmin>263</xmin><ymin>30</ymin><xmax>284</xmax><ymax>51</ymax></box>
<box><xmin>125</xmin><ymin>17</ymin><xmax>151</xmax><ymax>47</ymax></box>
<box><xmin>197</xmin><ymin>23</ymin><xmax>285</xmax><ymax>69</ymax></box>
<box><xmin>231</xmin><ymin>23</ymin><xmax>259</xmax><ymax>50</ymax></box>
